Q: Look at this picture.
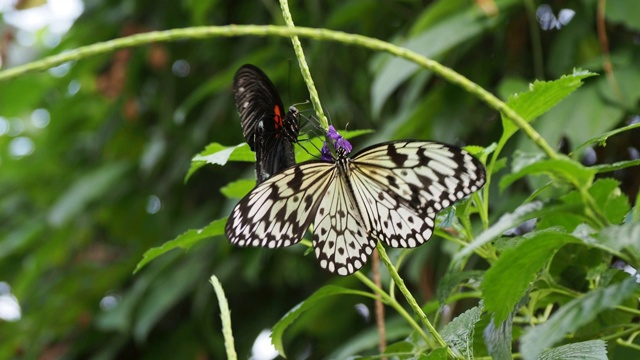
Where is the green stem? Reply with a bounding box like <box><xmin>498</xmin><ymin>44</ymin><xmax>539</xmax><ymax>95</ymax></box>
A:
<box><xmin>354</xmin><ymin>271</ymin><xmax>433</xmax><ymax>347</ymax></box>
<box><xmin>375</xmin><ymin>243</ymin><xmax>461</xmax><ymax>359</ymax></box>
<box><xmin>278</xmin><ymin>0</ymin><xmax>328</xmax><ymax>130</ymax></box>
<box><xmin>0</xmin><ymin>25</ymin><xmax>556</xmax><ymax>158</ymax></box>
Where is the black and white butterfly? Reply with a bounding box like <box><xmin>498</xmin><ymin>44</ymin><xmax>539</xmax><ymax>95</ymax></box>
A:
<box><xmin>226</xmin><ymin>126</ymin><xmax>486</xmax><ymax>275</ymax></box>
<box><xmin>233</xmin><ymin>64</ymin><xmax>299</xmax><ymax>183</ymax></box>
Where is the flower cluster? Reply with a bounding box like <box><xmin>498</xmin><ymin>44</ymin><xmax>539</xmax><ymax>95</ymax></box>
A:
<box><xmin>320</xmin><ymin>125</ymin><xmax>352</xmax><ymax>161</ymax></box>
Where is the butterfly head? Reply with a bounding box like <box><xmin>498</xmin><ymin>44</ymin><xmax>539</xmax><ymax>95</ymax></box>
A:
<box><xmin>321</xmin><ymin>125</ymin><xmax>352</xmax><ymax>161</ymax></box>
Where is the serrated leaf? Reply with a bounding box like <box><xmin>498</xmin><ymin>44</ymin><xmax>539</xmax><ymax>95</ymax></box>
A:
<box><xmin>134</xmin><ymin>218</ymin><xmax>226</xmax><ymax>273</ymax></box>
<box><xmin>572</xmin><ymin>122</ymin><xmax>640</xmax><ymax>155</ymax></box>
<box><xmin>271</xmin><ymin>285</ymin><xmax>373</xmax><ymax>358</ymax></box>
<box><xmin>453</xmin><ymin>202</ymin><xmax>544</xmax><ymax>265</ymax></box>
<box><xmin>484</xmin><ymin>295</ymin><xmax>528</xmax><ymax>360</ymax></box>
<box><xmin>220</xmin><ymin>178</ymin><xmax>255</xmax><ymax>199</ymax></box>
<box><xmin>185</xmin><ymin>142</ymin><xmax>253</xmax><ymax>181</ymax></box>
<box><xmin>538</xmin><ymin>340</ymin><xmax>607</xmax><ymax>360</ymax></box>
<box><xmin>591</xmin><ymin>159</ymin><xmax>640</xmax><ymax>174</ymax></box>
<box><xmin>500</xmin><ymin>157</ymin><xmax>596</xmax><ymax>191</ymax></box>
<box><xmin>441</xmin><ymin>306</ymin><xmax>482</xmax><ymax>358</ymax></box>
<box><xmin>520</xmin><ymin>277</ymin><xmax>639</xmax><ymax>360</ymax></box>
<box><xmin>502</xmin><ymin>70</ymin><xmax>597</xmax><ymax>140</ymax></box>
<box><xmin>482</xmin><ymin>230</ymin><xmax>579</xmax><ymax>323</ymax></box>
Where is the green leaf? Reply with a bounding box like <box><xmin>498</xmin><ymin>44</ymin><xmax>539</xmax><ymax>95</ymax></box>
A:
<box><xmin>520</xmin><ymin>277</ymin><xmax>639</xmax><ymax>360</ymax></box>
<box><xmin>436</xmin><ymin>270</ymin><xmax>484</xmax><ymax>307</ymax></box>
<box><xmin>588</xmin><ymin>178</ymin><xmax>630</xmax><ymax>224</ymax></box>
<box><xmin>591</xmin><ymin>159</ymin><xmax>640</xmax><ymax>174</ymax></box>
<box><xmin>453</xmin><ymin>202</ymin><xmax>544</xmax><ymax>265</ymax></box>
<box><xmin>572</xmin><ymin>122</ymin><xmax>640</xmax><ymax>156</ymax></box>
<box><xmin>424</xmin><ymin>347</ymin><xmax>448</xmax><ymax>359</ymax></box>
<box><xmin>597</xmin><ymin>222</ymin><xmax>640</xmax><ymax>263</ymax></box>
<box><xmin>186</xmin><ymin>142</ymin><xmax>253</xmax><ymax>181</ymax></box>
<box><xmin>134</xmin><ymin>218</ymin><xmax>226</xmax><ymax>273</ymax></box>
<box><xmin>271</xmin><ymin>285</ymin><xmax>374</xmax><ymax>357</ymax></box>
<box><xmin>441</xmin><ymin>306</ymin><xmax>482</xmax><ymax>358</ymax></box>
<box><xmin>606</xmin><ymin>1</ymin><xmax>640</xmax><ymax>31</ymax></box>
<box><xmin>47</xmin><ymin>161</ymin><xmax>131</xmax><ymax>226</ymax></box>
<box><xmin>372</xmin><ymin>1</ymin><xmax>521</xmax><ymax>114</ymax></box>
<box><xmin>500</xmin><ymin>157</ymin><xmax>596</xmax><ymax>191</ymax></box>
<box><xmin>538</xmin><ymin>340</ymin><xmax>607</xmax><ymax>360</ymax></box>
<box><xmin>502</xmin><ymin>70</ymin><xmax>597</xmax><ymax>140</ymax></box>
<box><xmin>220</xmin><ymin>179</ymin><xmax>255</xmax><ymax>199</ymax></box>
<box><xmin>482</xmin><ymin>230</ymin><xmax>578</xmax><ymax>323</ymax></box>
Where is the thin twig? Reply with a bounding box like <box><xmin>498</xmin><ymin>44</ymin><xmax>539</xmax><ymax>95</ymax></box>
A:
<box><xmin>371</xmin><ymin>249</ymin><xmax>387</xmax><ymax>355</ymax></box>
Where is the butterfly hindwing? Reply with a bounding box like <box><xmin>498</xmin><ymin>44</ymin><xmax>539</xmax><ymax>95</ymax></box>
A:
<box><xmin>225</xmin><ymin>161</ymin><xmax>334</xmax><ymax>248</ymax></box>
<box><xmin>313</xmin><ymin>170</ymin><xmax>375</xmax><ymax>275</ymax></box>
<box><xmin>233</xmin><ymin>64</ymin><xmax>299</xmax><ymax>183</ymax></box>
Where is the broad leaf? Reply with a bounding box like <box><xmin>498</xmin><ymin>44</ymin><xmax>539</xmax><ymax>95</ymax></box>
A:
<box><xmin>134</xmin><ymin>218</ymin><xmax>226</xmax><ymax>273</ymax></box>
<box><xmin>500</xmin><ymin>157</ymin><xmax>595</xmax><ymax>191</ymax></box>
<box><xmin>482</xmin><ymin>230</ymin><xmax>578</xmax><ymax>323</ymax></box>
<box><xmin>441</xmin><ymin>305</ymin><xmax>482</xmax><ymax>358</ymax></box>
<box><xmin>271</xmin><ymin>285</ymin><xmax>374</xmax><ymax>357</ymax></box>
<box><xmin>520</xmin><ymin>277</ymin><xmax>639</xmax><ymax>360</ymax></box>
<box><xmin>538</xmin><ymin>340</ymin><xmax>607</xmax><ymax>360</ymax></box>
<box><xmin>220</xmin><ymin>178</ymin><xmax>255</xmax><ymax>199</ymax></box>
<box><xmin>186</xmin><ymin>142</ymin><xmax>253</xmax><ymax>181</ymax></box>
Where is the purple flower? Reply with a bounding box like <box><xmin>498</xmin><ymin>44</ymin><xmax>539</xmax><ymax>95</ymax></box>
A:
<box><xmin>335</xmin><ymin>137</ymin><xmax>352</xmax><ymax>154</ymax></box>
<box><xmin>326</xmin><ymin>125</ymin><xmax>341</xmax><ymax>141</ymax></box>
<box><xmin>320</xmin><ymin>142</ymin><xmax>333</xmax><ymax>161</ymax></box>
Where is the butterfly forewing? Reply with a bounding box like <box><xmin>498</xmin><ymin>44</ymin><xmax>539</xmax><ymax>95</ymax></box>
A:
<box><xmin>349</xmin><ymin>166</ymin><xmax>436</xmax><ymax>248</ymax></box>
<box><xmin>225</xmin><ymin>161</ymin><xmax>335</xmax><ymax>248</ymax></box>
<box><xmin>351</xmin><ymin>141</ymin><xmax>486</xmax><ymax>215</ymax></box>
<box><xmin>313</xmin><ymin>166</ymin><xmax>375</xmax><ymax>275</ymax></box>
<box><xmin>233</xmin><ymin>64</ymin><xmax>299</xmax><ymax>183</ymax></box>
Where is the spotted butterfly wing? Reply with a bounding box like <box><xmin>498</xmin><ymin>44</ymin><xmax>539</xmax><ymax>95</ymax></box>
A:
<box><xmin>226</xmin><ymin>140</ymin><xmax>486</xmax><ymax>275</ymax></box>
<box><xmin>233</xmin><ymin>64</ymin><xmax>299</xmax><ymax>183</ymax></box>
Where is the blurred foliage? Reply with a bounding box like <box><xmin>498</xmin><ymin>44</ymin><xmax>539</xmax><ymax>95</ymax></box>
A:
<box><xmin>0</xmin><ymin>0</ymin><xmax>639</xmax><ymax>359</ymax></box>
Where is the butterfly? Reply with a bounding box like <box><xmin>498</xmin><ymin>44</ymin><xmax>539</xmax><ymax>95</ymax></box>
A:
<box><xmin>225</xmin><ymin>126</ymin><xmax>486</xmax><ymax>275</ymax></box>
<box><xmin>233</xmin><ymin>64</ymin><xmax>300</xmax><ymax>184</ymax></box>
<box><xmin>536</xmin><ymin>4</ymin><xmax>575</xmax><ymax>30</ymax></box>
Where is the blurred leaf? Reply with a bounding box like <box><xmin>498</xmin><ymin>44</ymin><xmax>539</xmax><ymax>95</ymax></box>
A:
<box><xmin>220</xmin><ymin>178</ymin><xmax>255</xmax><ymax>199</ymax></box>
<box><xmin>371</xmin><ymin>0</ymin><xmax>521</xmax><ymax>114</ymax></box>
<box><xmin>538</xmin><ymin>340</ymin><xmax>607</xmax><ymax>360</ymax></box>
<box><xmin>500</xmin><ymin>157</ymin><xmax>596</xmax><ymax>191</ymax></box>
<box><xmin>591</xmin><ymin>159</ymin><xmax>640</xmax><ymax>174</ymax></box>
<box><xmin>441</xmin><ymin>305</ymin><xmax>482</xmax><ymax>358</ymax></box>
<box><xmin>482</xmin><ymin>230</ymin><xmax>578</xmax><ymax>323</ymax></box>
<box><xmin>134</xmin><ymin>254</ymin><xmax>209</xmax><ymax>342</ymax></box>
<box><xmin>47</xmin><ymin>161</ymin><xmax>131</xmax><ymax>226</ymax></box>
<box><xmin>134</xmin><ymin>218</ymin><xmax>226</xmax><ymax>273</ymax></box>
<box><xmin>502</xmin><ymin>70</ymin><xmax>596</xmax><ymax>141</ymax></box>
<box><xmin>186</xmin><ymin>142</ymin><xmax>253</xmax><ymax>181</ymax></box>
<box><xmin>424</xmin><ymin>347</ymin><xmax>448</xmax><ymax>359</ymax></box>
<box><xmin>520</xmin><ymin>277</ymin><xmax>639</xmax><ymax>360</ymax></box>
<box><xmin>606</xmin><ymin>1</ymin><xmax>640</xmax><ymax>31</ymax></box>
<box><xmin>271</xmin><ymin>285</ymin><xmax>374</xmax><ymax>357</ymax></box>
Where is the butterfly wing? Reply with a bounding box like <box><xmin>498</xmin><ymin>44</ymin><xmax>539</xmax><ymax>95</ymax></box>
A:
<box><xmin>233</xmin><ymin>64</ymin><xmax>299</xmax><ymax>183</ymax></box>
<box><xmin>313</xmin><ymin>166</ymin><xmax>375</xmax><ymax>275</ymax></box>
<box><xmin>349</xmin><ymin>141</ymin><xmax>485</xmax><ymax>248</ymax></box>
<box><xmin>226</xmin><ymin>161</ymin><xmax>335</xmax><ymax>248</ymax></box>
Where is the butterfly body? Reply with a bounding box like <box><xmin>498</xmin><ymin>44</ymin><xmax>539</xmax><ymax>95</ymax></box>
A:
<box><xmin>226</xmin><ymin>139</ymin><xmax>486</xmax><ymax>275</ymax></box>
<box><xmin>233</xmin><ymin>64</ymin><xmax>299</xmax><ymax>183</ymax></box>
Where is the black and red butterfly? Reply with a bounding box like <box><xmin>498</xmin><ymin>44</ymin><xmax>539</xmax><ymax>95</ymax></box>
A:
<box><xmin>233</xmin><ymin>64</ymin><xmax>300</xmax><ymax>184</ymax></box>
